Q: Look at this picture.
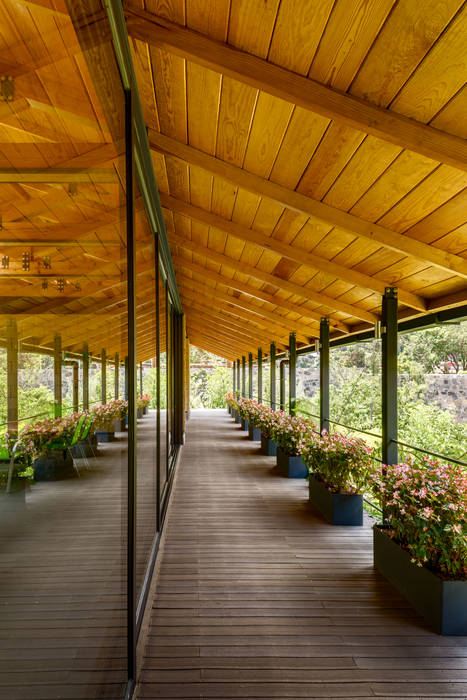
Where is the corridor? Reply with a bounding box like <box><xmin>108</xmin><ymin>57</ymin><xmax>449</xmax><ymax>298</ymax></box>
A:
<box><xmin>139</xmin><ymin>409</ymin><xmax>467</xmax><ymax>699</ymax></box>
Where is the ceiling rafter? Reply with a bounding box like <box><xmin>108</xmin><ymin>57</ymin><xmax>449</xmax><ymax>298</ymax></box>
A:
<box><xmin>126</xmin><ymin>8</ymin><xmax>467</xmax><ymax>172</ymax></box>
<box><xmin>177</xmin><ymin>274</ymin><xmax>316</xmax><ymax>342</ymax></box>
<box><xmin>169</xmin><ymin>231</ymin><xmax>376</xmax><ymax>325</ymax></box>
<box><xmin>171</xmin><ymin>255</ymin><xmax>338</xmax><ymax>331</ymax></box>
<box><xmin>150</xmin><ymin>130</ymin><xmax>467</xmax><ymax>280</ymax></box>
<box><xmin>160</xmin><ymin>193</ymin><xmax>426</xmax><ymax>312</ymax></box>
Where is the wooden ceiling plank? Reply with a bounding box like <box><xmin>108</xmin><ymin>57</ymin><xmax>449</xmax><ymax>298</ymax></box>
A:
<box><xmin>0</xmin><ymin>168</ymin><xmax>117</xmax><ymax>183</ymax></box>
<box><xmin>160</xmin><ymin>192</ymin><xmax>426</xmax><ymax>311</ymax></box>
<box><xmin>126</xmin><ymin>8</ymin><xmax>467</xmax><ymax>171</ymax></box>
<box><xmin>150</xmin><ymin>130</ymin><xmax>467</xmax><ymax>280</ymax></box>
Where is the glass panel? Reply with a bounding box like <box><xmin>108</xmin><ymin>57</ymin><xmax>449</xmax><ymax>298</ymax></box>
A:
<box><xmin>0</xmin><ymin>3</ymin><xmax>128</xmax><ymax>697</ymax></box>
<box><xmin>160</xmin><ymin>280</ymin><xmax>168</xmax><ymax>493</ymax></box>
<box><xmin>135</xmin><ymin>191</ymin><xmax>158</xmax><ymax>598</ymax></box>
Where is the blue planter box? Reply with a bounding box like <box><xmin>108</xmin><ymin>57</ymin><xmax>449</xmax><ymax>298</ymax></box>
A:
<box><xmin>34</xmin><ymin>450</ymin><xmax>75</xmax><ymax>481</ymax></box>
<box><xmin>235</xmin><ymin>412</ymin><xmax>241</xmax><ymax>424</ymax></box>
<box><xmin>241</xmin><ymin>418</ymin><xmax>249</xmax><ymax>431</ymax></box>
<box><xmin>374</xmin><ymin>526</ymin><xmax>467</xmax><ymax>635</ymax></box>
<box><xmin>309</xmin><ymin>475</ymin><xmax>363</xmax><ymax>526</ymax></box>
<box><xmin>248</xmin><ymin>426</ymin><xmax>261</xmax><ymax>441</ymax></box>
<box><xmin>260</xmin><ymin>435</ymin><xmax>277</xmax><ymax>456</ymax></box>
<box><xmin>276</xmin><ymin>446</ymin><xmax>308</xmax><ymax>478</ymax></box>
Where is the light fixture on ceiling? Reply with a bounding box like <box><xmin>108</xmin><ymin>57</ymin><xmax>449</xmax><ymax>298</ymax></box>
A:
<box><xmin>42</xmin><ymin>279</ymin><xmax>48</xmax><ymax>290</ymax></box>
<box><xmin>22</xmin><ymin>251</ymin><xmax>30</xmax><ymax>271</ymax></box>
<box><xmin>42</xmin><ymin>255</ymin><xmax>51</xmax><ymax>269</ymax></box>
<box><xmin>57</xmin><ymin>278</ymin><xmax>65</xmax><ymax>292</ymax></box>
<box><xmin>1</xmin><ymin>255</ymin><xmax>9</xmax><ymax>269</ymax></box>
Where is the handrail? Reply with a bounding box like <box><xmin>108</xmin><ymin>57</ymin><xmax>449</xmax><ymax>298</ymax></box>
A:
<box><xmin>393</xmin><ymin>439</ymin><xmax>467</xmax><ymax>468</ymax></box>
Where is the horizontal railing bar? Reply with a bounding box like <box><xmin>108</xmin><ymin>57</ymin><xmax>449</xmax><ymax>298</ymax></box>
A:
<box><xmin>393</xmin><ymin>439</ymin><xmax>467</xmax><ymax>467</ymax></box>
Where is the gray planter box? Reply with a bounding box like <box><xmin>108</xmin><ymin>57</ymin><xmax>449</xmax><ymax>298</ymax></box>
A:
<box><xmin>241</xmin><ymin>418</ymin><xmax>249</xmax><ymax>431</ymax></box>
<box><xmin>137</xmin><ymin>409</ymin><xmax>144</xmax><ymax>419</ymax></box>
<box><xmin>276</xmin><ymin>446</ymin><xmax>308</xmax><ymax>478</ymax></box>
<box><xmin>71</xmin><ymin>434</ymin><xmax>98</xmax><ymax>458</ymax></box>
<box><xmin>143</xmin><ymin>406</ymin><xmax>148</xmax><ymax>415</ymax></box>
<box><xmin>95</xmin><ymin>430</ymin><xmax>115</xmax><ymax>443</ymax></box>
<box><xmin>248</xmin><ymin>425</ymin><xmax>261</xmax><ymax>441</ymax></box>
<box><xmin>260</xmin><ymin>435</ymin><xmax>277</xmax><ymax>456</ymax></box>
<box><xmin>114</xmin><ymin>418</ymin><xmax>126</xmax><ymax>433</ymax></box>
<box><xmin>235</xmin><ymin>412</ymin><xmax>241</xmax><ymax>424</ymax></box>
<box><xmin>373</xmin><ymin>526</ymin><xmax>467</xmax><ymax>635</ymax></box>
<box><xmin>232</xmin><ymin>409</ymin><xmax>236</xmax><ymax>420</ymax></box>
<box><xmin>309</xmin><ymin>475</ymin><xmax>363</xmax><ymax>526</ymax></box>
<box><xmin>228</xmin><ymin>406</ymin><xmax>231</xmax><ymax>415</ymax></box>
<box><xmin>33</xmin><ymin>450</ymin><xmax>75</xmax><ymax>481</ymax></box>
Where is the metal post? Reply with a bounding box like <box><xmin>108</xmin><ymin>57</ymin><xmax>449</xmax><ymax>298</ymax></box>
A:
<box><xmin>72</xmin><ymin>362</ymin><xmax>79</xmax><ymax>413</ymax></box>
<box><xmin>173</xmin><ymin>313</ymin><xmax>185</xmax><ymax>445</ymax></box>
<box><xmin>232</xmin><ymin>362</ymin><xmax>236</xmax><ymax>396</ymax></box>
<box><xmin>280</xmin><ymin>360</ymin><xmax>288</xmax><ymax>411</ymax></box>
<box><xmin>241</xmin><ymin>356</ymin><xmax>246</xmax><ymax>397</ymax></box>
<box><xmin>125</xmin><ymin>88</ymin><xmax>137</xmax><ymax>685</ymax></box>
<box><xmin>114</xmin><ymin>352</ymin><xmax>119</xmax><ymax>399</ymax></box>
<box><xmin>248</xmin><ymin>352</ymin><xmax>253</xmax><ymax>399</ymax></box>
<box><xmin>54</xmin><ymin>333</ymin><xmax>62</xmax><ymax>418</ymax></box>
<box><xmin>101</xmin><ymin>348</ymin><xmax>107</xmax><ymax>404</ymax></box>
<box><xmin>236</xmin><ymin>359</ymin><xmax>240</xmax><ymax>398</ymax></box>
<box><xmin>6</xmin><ymin>318</ymin><xmax>18</xmax><ymax>438</ymax></box>
<box><xmin>257</xmin><ymin>347</ymin><xmax>262</xmax><ymax>404</ymax></box>
<box><xmin>382</xmin><ymin>287</ymin><xmax>398</xmax><ymax>468</ymax></box>
<box><xmin>155</xmin><ymin>244</ymin><xmax>161</xmax><ymax>531</ymax></box>
<box><xmin>124</xmin><ymin>356</ymin><xmax>129</xmax><ymax>401</ymax></box>
<box><xmin>139</xmin><ymin>361</ymin><xmax>143</xmax><ymax>398</ymax></box>
<box><xmin>82</xmin><ymin>342</ymin><xmax>89</xmax><ymax>411</ymax></box>
<box><xmin>270</xmin><ymin>341</ymin><xmax>276</xmax><ymax>409</ymax></box>
<box><xmin>320</xmin><ymin>318</ymin><xmax>330</xmax><ymax>433</ymax></box>
<box><xmin>289</xmin><ymin>332</ymin><xmax>296</xmax><ymax>416</ymax></box>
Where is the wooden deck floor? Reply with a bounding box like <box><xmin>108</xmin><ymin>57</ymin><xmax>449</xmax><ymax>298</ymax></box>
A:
<box><xmin>139</xmin><ymin>409</ymin><xmax>467</xmax><ymax>699</ymax></box>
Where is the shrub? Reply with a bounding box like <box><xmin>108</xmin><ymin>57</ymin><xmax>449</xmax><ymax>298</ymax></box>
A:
<box><xmin>301</xmin><ymin>431</ymin><xmax>375</xmax><ymax>494</ymax></box>
<box><xmin>373</xmin><ymin>458</ymin><xmax>467</xmax><ymax>579</ymax></box>
<box><xmin>272</xmin><ymin>412</ymin><xmax>317</xmax><ymax>456</ymax></box>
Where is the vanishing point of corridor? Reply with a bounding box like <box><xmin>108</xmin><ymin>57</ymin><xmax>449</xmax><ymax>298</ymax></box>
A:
<box><xmin>139</xmin><ymin>410</ymin><xmax>467</xmax><ymax>699</ymax></box>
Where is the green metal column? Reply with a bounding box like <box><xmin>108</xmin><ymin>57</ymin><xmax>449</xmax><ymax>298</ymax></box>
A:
<box><xmin>382</xmin><ymin>287</ymin><xmax>398</xmax><ymax>467</ymax></box>
<box><xmin>82</xmin><ymin>342</ymin><xmax>89</xmax><ymax>411</ymax></box>
<box><xmin>320</xmin><ymin>318</ymin><xmax>330</xmax><ymax>433</ymax></box>
<box><xmin>72</xmin><ymin>362</ymin><xmax>79</xmax><ymax>413</ymax></box>
<box><xmin>241</xmin><ymin>356</ymin><xmax>246</xmax><ymax>397</ymax></box>
<box><xmin>289</xmin><ymin>332</ymin><xmax>296</xmax><ymax>416</ymax></box>
<box><xmin>101</xmin><ymin>348</ymin><xmax>107</xmax><ymax>404</ymax></box>
<box><xmin>6</xmin><ymin>318</ymin><xmax>18</xmax><ymax>438</ymax></box>
<box><xmin>248</xmin><ymin>352</ymin><xmax>253</xmax><ymax>399</ymax></box>
<box><xmin>114</xmin><ymin>352</ymin><xmax>119</xmax><ymax>399</ymax></box>
<box><xmin>54</xmin><ymin>333</ymin><xmax>62</xmax><ymax>418</ymax></box>
<box><xmin>124</xmin><ymin>356</ymin><xmax>129</xmax><ymax>401</ymax></box>
<box><xmin>236</xmin><ymin>358</ymin><xmax>240</xmax><ymax>398</ymax></box>
<box><xmin>279</xmin><ymin>360</ymin><xmax>287</xmax><ymax>411</ymax></box>
<box><xmin>270</xmin><ymin>341</ymin><xmax>276</xmax><ymax>408</ymax></box>
<box><xmin>139</xmin><ymin>361</ymin><xmax>143</xmax><ymax>398</ymax></box>
<box><xmin>257</xmin><ymin>347</ymin><xmax>262</xmax><ymax>403</ymax></box>
<box><xmin>232</xmin><ymin>362</ymin><xmax>236</xmax><ymax>396</ymax></box>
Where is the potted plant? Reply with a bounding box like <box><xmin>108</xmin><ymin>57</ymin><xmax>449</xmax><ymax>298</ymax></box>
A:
<box><xmin>301</xmin><ymin>431</ymin><xmax>375</xmax><ymax>525</ymax></box>
<box><xmin>372</xmin><ymin>458</ymin><xmax>466</xmax><ymax>635</ymax></box>
<box><xmin>92</xmin><ymin>400</ymin><xmax>127</xmax><ymax>442</ymax></box>
<box><xmin>238</xmin><ymin>398</ymin><xmax>262</xmax><ymax>441</ymax></box>
<box><xmin>272</xmin><ymin>413</ymin><xmax>316</xmax><ymax>478</ymax></box>
<box><xmin>140</xmin><ymin>394</ymin><xmax>151</xmax><ymax>416</ymax></box>
<box><xmin>16</xmin><ymin>416</ymin><xmax>76</xmax><ymax>481</ymax></box>
<box><xmin>254</xmin><ymin>404</ymin><xmax>279</xmax><ymax>456</ymax></box>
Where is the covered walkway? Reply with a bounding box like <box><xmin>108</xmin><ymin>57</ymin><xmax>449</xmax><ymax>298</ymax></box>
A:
<box><xmin>140</xmin><ymin>409</ymin><xmax>467</xmax><ymax>699</ymax></box>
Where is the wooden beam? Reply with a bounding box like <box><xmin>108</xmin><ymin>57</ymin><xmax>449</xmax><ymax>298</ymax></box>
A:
<box><xmin>150</xmin><ymin>130</ymin><xmax>467</xmax><ymax>280</ymax></box>
<box><xmin>184</xmin><ymin>307</ymin><xmax>275</xmax><ymax>349</ymax></box>
<box><xmin>178</xmin><ymin>276</ymin><xmax>315</xmax><ymax>342</ymax></box>
<box><xmin>170</xmin><ymin>231</ymin><xmax>374</xmax><ymax>325</ymax></box>
<box><xmin>187</xmin><ymin>321</ymin><xmax>257</xmax><ymax>356</ymax></box>
<box><xmin>0</xmin><ymin>169</ymin><xmax>117</xmax><ymax>183</ymax></box>
<box><xmin>171</xmin><ymin>255</ymin><xmax>336</xmax><ymax>331</ymax></box>
<box><xmin>160</xmin><ymin>193</ymin><xmax>426</xmax><ymax>312</ymax></box>
<box><xmin>180</xmin><ymin>293</ymin><xmax>301</xmax><ymax>346</ymax></box>
<box><xmin>127</xmin><ymin>8</ymin><xmax>467</xmax><ymax>172</ymax></box>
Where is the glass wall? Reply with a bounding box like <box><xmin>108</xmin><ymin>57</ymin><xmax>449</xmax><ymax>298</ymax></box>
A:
<box><xmin>0</xmin><ymin>3</ymin><xmax>183</xmax><ymax>699</ymax></box>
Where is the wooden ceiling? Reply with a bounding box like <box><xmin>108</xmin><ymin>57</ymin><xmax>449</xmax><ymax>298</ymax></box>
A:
<box><xmin>0</xmin><ymin>0</ymin><xmax>466</xmax><ymax>363</ymax></box>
